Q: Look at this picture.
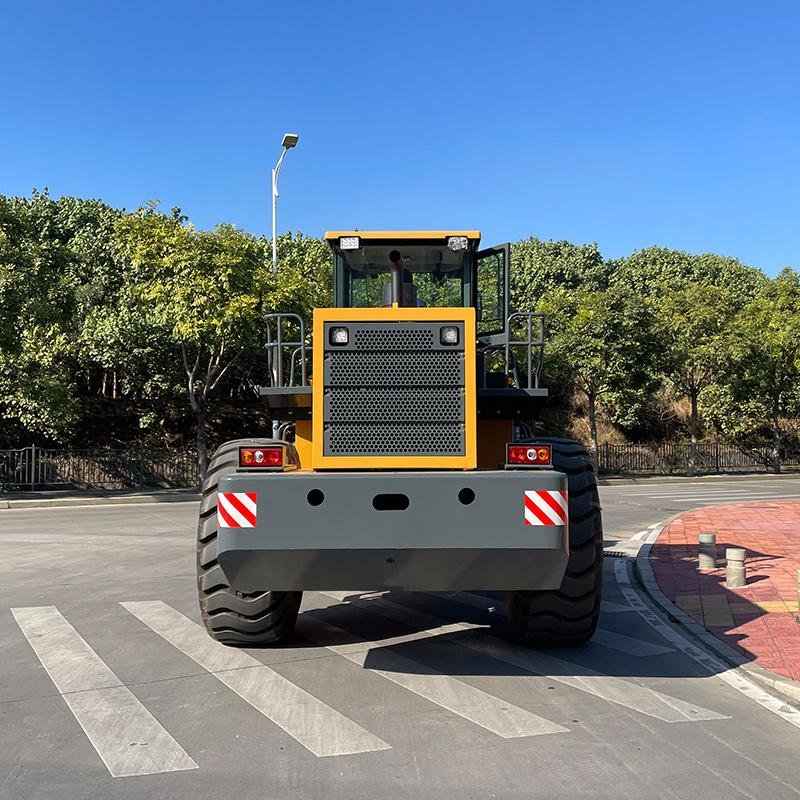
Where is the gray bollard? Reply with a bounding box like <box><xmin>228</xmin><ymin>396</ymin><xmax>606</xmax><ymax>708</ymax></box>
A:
<box><xmin>698</xmin><ymin>532</ymin><xmax>717</xmax><ymax>571</ymax></box>
<box><xmin>725</xmin><ymin>548</ymin><xmax>747</xmax><ymax>589</ymax></box>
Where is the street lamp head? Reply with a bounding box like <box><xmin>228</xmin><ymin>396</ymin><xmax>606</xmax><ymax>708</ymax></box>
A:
<box><xmin>281</xmin><ymin>132</ymin><xmax>299</xmax><ymax>149</ymax></box>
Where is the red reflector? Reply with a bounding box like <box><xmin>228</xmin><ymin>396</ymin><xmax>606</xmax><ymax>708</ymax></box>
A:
<box><xmin>506</xmin><ymin>444</ymin><xmax>552</xmax><ymax>467</ymax></box>
<box><xmin>239</xmin><ymin>446</ymin><xmax>283</xmax><ymax>468</ymax></box>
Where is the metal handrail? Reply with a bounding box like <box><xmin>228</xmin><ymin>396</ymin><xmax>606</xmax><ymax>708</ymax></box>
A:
<box><xmin>504</xmin><ymin>312</ymin><xmax>545</xmax><ymax>389</ymax></box>
<box><xmin>264</xmin><ymin>313</ymin><xmax>309</xmax><ymax>388</ymax></box>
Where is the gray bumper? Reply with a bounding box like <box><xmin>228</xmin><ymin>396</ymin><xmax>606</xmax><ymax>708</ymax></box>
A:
<box><xmin>217</xmin><ymin>470</ymin><xmax>568</xmax><ymax>592</ymax></box>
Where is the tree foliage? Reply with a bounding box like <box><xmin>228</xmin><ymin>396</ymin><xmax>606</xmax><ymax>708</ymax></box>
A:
<box><xmin>0</xmin><ymin>190</ymin><xmax>124</xmax><ymax>438</ymax></box>
<box><xmin>1</xmin><ymin>189</ymin><xmax>798</xmax><ymax>471</ymax></box>
<box><xmin>700</xmin><ymin>269</ymin><xmax>800</xmax><ymax>469</ymax></box>
<box><xmin>656</xmin><ymin>283</ymin><xmax>737</xmax><ymax>440</ymax></box>
<box><xmin>510</xmin><ymin>237</ymin><xmax>606</xmax><ymax>313</ymax></box>
<box><xmin>539</xmin><ymin>287</ymin><xmax>663</xmax><ymax>460</ymax></box>
<box><xmin>609</xmin><ymin>246</ymin><xmax>766</xmax><ymax>303</ymax></box>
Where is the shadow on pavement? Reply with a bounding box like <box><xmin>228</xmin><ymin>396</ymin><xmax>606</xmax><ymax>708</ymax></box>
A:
<box><xmin>286</xmin><ymin>581</ymin><xmax>761</xmax><ymax>681</ymax></box>
<box><xmin>649</xmin><ymin>540</ymin><xmax>799</xmax><ymax>681</ymax></box>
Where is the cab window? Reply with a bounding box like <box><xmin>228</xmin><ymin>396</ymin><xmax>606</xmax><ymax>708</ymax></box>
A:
<box><xmin>334</xmin><ymin>242</ymin><xmax>471</xmax><ymax>308</ymax></box>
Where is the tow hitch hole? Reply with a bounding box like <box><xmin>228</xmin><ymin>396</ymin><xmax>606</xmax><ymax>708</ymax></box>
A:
<box><xmin>372</xmin><ymin>493</ymin><xmax>409</xmax><ymax>511</ymax></box>
<box><xmin>458</xmin><ymin>487</ymin><xmax>476</xmax><ymax>505</ymax></box>
<box><xmin>307</xmin><ymin>489</ymin><xmax>325</xmax><ymax>506</ymax></box>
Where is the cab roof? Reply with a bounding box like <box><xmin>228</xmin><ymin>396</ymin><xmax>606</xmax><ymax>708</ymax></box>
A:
<box><xmin>324</xmin><ymin>230</ymin><xmax>481</xmax><ymax>241</ymax></box>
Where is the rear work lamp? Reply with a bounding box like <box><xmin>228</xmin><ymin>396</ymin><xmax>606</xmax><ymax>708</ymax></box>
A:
<box><xmin>239</xmin><ymin>445</ymin><xmax>285</xmax><ymax>470</ymax></box>
<box><xmin>447</xmin><ymin>236</ymin><xmax>469</xmax><ymax>251</ymax></box>
<box><xmin>440</xmin><ymin>326</ymin><xmax>460</xmax><ymax>345</ymax></box>
<box><xmin>506</xmin><ymin>444</ymin><xmax>552</xmax><ymax>468</ymax></box>
<box><xmin>329</xmin><ymin>326</ymin><xmax>349</xmax><ymax>345</ymax></box>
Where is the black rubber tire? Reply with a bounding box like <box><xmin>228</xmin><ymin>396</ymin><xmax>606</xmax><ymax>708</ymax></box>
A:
<box><xmin>197</xmin><ymin>439</ymin><xmax>302</xmax><ymax>646</ymax></box>
<box><xmin>506</xmin><ymin>437</ymin><xmax>603</xmax><ymax>647</ymax></box>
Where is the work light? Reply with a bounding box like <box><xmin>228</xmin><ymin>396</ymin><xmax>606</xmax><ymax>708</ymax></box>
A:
<box><xmin>330</xmin><ymin>327</ymin><xmax>349</xmax><ymax>345</ymax></box>
<box><xmin>447</xmin><ymin>236</ymin><xmax>468</xmax><ymax>251</ymax></box>
<box><xmin>440</xmin><ymin>326</ymin><xmax>460</xmax><ymax>345</ymax></box>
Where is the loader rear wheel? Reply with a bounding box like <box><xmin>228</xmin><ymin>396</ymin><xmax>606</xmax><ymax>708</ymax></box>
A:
<box><xmin>506</xmin><ymin>438</ymin><xmax>603</xmax><ymax>647</ymax></box>
<box><xmin>196</xmin><ymin>439</ymin><xmax>301</xmax><ymax>646</ymax></box>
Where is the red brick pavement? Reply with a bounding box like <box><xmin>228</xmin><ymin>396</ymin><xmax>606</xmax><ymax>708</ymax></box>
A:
<box><xmin>650</xmin><ymin>500</ymin><xmax>800</xmax><ymax>683</ymax></box>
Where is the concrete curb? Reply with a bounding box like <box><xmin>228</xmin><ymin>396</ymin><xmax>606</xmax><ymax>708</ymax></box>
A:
<box><xmin>0</xmin><ymin>492</ymin><xmax>201</xmax><ymax>510</ymax></box>
<box><xmin>597</xmin><ymin>471</ymin><xmax>800</xmax><ymax>486</ymax></box>
<box><xmin>634</xmin><ymin>516</ymin><xmax>800</xmax><ymax>708</ymax></box>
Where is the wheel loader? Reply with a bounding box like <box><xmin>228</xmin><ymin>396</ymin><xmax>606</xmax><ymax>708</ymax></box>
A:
<box><xmin>197</xmin><ymin>231</ymin><xmax>603</xmax><ymax>646</ymax></box>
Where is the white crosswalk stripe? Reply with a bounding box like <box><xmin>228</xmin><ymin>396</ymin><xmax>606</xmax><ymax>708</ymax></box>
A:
<box><xmin>601</xmin><ymin>600</ymin><xmax>633</xmax><ymax>614</ymax></box>
<box><xmin>669</xmin><ymin>496</ymin><xmax>798</xmax><ymax>503</ymax></box>
<box><xmin>591</xmin><ymin>629</ymin><xmax>673</xmax><ymax>657</ymax></box>
<box><xmin>357</xmin><ymin>590</ymin><xmax>665</xmax><ymax>654</ymax></box>
<box><xmin>300</xmin><ymin>612</ymin><xmax>569</xmax><ymax>739</ymax></box>
<box><xmin>437</xmin><ymin>592</ymin><xmax>636</xmax><ymax>618</ymax></box>
<box><xmin>11</xmin><ymin>606</ymin><xmax>197</xmax><ymax>778</ymax></box>
<box><xmin>120</xmin><ymin>601</ymin><xmax>390</xmax><ymax>758</ymax></box>
<box><xmin>321</xmin><ymin>593</ymin><xmax>727</xmax><ymax>723</ymax></box>
<box><xmin>424</xmin><ymin>590</ymin><xmax>502</xmax><ymax>614</ymax></box>
<box><xmin>421</xmin><ymin>592</ymin><xmax>665</xmax><ymax>656</ymax></box>
<box><xmin>612</xmin><ymin>489</ymin><xmax>798</xmax><ymax>500</ymax></box>
<box><xmin>11</xmin><ymin>594</ymin><xmax>733</xmax><ymax>773</ymax></box>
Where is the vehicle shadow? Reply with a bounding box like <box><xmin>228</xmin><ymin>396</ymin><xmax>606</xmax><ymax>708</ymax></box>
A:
<box><xmin>287</xmin><ymin>568</ymin><xmax>776</xmax><ymax>681</ymax></box>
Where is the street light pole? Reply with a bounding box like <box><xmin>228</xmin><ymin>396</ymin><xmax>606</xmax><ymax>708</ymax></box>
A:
<box><xmin>271</xmin><ymin>132</ymin><xmax>299</xmax><ymax>272</ymax></box>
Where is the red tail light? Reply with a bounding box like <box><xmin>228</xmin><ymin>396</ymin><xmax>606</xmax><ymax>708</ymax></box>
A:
<box><xmin>239</xmin><ymin>446</ymin><xmax>284</xmax><ymax>469</ymax></box>
<box><xmin>506</xmin><ymin>444</ymin><xmax>552</xmax><ymax>468</ymax></box>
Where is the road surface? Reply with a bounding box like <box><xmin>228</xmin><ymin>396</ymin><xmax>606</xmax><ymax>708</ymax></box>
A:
<box><xmin>1</xmin><ymin>476</ymin><xmax>799</xmax><ymax>800</ymax></box>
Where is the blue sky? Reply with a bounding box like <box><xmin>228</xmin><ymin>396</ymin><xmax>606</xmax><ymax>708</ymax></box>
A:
<box><xmin>2</xmin><ymin>1</ymin><xmax>799</xmax><ymax>274</ymax></box>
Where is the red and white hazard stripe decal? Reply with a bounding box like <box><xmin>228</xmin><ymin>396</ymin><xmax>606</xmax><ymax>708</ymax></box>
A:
<box><xmin>524</xmin><ymin>490</ymin><xmax>568</xmax><ymax>526</ymax></box>
<box><xmin>217</xmin><ymin>492</ymin><xmax>257</xmax><ymax>528</ymax></box>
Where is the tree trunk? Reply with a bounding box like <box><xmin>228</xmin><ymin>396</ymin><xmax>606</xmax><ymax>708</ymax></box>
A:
<box><xmin>182</xmin><ymin>343</ymin><xmax>206</xmax><ymax>486</ymax></box>
<box><xmin>688</xmin><ymin>390</ymin><xmax>699</xmax><ymax>477</ymax></box>
<box><xmin>195</xmin><ymin>400</ymin><xmax>208</xmax><ymax>485</ymax></box>
<box><xmin>587</xmin><ymin>392</ymin><xmax>599</xmax><ymax>470</ymax></box>
<box><xmin>771</xmin><ymin>399</ymin><xmax>781</xmax><ymax>475</ymax></box>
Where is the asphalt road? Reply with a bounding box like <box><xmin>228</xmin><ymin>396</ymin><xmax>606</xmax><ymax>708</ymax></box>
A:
<box><xmin>2</xmin><ymin>476</ymin><xmax>800</xmax><ymax>800</ymax></box>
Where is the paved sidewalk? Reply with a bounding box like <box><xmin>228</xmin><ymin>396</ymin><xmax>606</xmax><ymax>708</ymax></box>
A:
<box><xmin>650</xmin><ymin>500</ymin><xmax>800</xmax><ymax>682</ymax></box>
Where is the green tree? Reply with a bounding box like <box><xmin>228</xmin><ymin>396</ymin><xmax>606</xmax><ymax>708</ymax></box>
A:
<box><xmin>657</xmin><ymin>283</ymin><xmax>737</xmax><ymax>471</ymax></box>
<box><xmin>0</xmin><ymin>190</ymin><xmax>126</xmax><ymax>441</ymax></box>
<box><xmin>114</xmin><ymin>208</ymin><xmax>332</xmax><ymax>478</ymax></box>
<box><xmin>539</xmin><ymin>287</ymin><xmax>663</xmax><ymax>462</ymax></box>
<box><xmin>510</xmin><ymin>237</ymin><xmax>607</xmax><ymax>313</ymax></box>
<box><xmin>116</xmin><ymin>207</ymin><xmax>270</xmax><ymax>478</ymax></box>
<box><xmin>701</xmin><ymin>269</ymin><xmax>800</xmax><ymax>471</ymax></box>
<box><xmin>609</xmin><ymin>246</ymin><xmax>766</xmax><ymax>303</ymax></box>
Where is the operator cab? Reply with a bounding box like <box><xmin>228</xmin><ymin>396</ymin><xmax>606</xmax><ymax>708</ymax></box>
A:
<box><xmin>258</xmin><ymin>231</ymin><xmax>546</xmax><ymax>422</ymax></box>
<box><xmin>326</xmin><ymin>231</ymin><xmax>510</xmax><ymax>339</ymax></box>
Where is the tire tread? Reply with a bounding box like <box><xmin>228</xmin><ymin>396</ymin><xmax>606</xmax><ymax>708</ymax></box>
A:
<box><xmin>507</xmin><ymin>437</ymin><xmax>603</xmax><ymax>646</ymax></box>
<box><xmin>196</xmin><ymin>442</ymin><xmax>301</xmax><ymax>646</ymax></box>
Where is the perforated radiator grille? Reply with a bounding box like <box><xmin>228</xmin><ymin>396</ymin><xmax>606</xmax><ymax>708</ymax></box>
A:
<box><xmin>323</xmin><ymin>321</ymin><xmax>466</xmax><ymax>458</ymax></box>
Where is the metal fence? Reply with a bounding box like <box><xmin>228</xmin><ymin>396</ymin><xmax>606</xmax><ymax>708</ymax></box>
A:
<box><xmin>2</xmin><ymin>441</ymin><xmax>798</xmax><ymax>491</ymax></box>
<box><xmin>0</xmin><ymin>446</ymin><xmax>198</xmax><ymax>490</ymax></box>
<box><xmin>597</xmin><ymin>442</ymin><xmax>800</xmax><ymax>475</ymax></box>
